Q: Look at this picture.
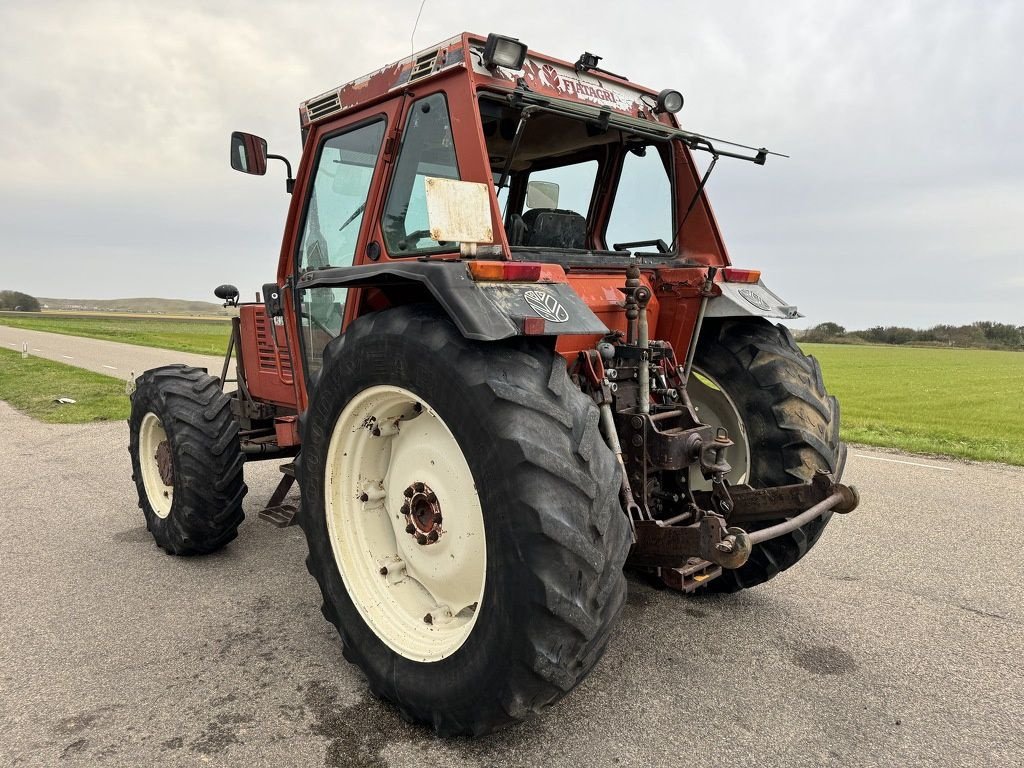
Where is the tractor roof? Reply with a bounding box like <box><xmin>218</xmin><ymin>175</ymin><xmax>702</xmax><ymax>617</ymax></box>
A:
<box><xmin>300</xmin><ymin>32</ymin><xmax>675</xmax><ymax>132</ymax></box>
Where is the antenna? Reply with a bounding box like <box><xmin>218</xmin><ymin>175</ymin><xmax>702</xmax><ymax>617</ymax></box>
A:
<box><xmin>411</xmin><ymin>0</ymin><xmax>428</xmax><ymax>60</ymax></box>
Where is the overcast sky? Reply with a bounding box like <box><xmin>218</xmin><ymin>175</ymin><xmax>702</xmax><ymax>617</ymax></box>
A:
<box><xmin>0</xmin><ymin>0</ymin><xmax>1020</xmax><ymax>328</ymax></box>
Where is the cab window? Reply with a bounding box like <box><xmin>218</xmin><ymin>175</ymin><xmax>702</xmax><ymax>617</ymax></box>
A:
<box><xmin>525</xmin><ymin>160</ymin><xmax>598</xmax><ymax>219</ymax></box>
<box><xmin>297</xmin><ymin>120</ymin><xmax>386</xmax><ymax>271</ymax></box>
<box><xmin>605</xmin><ymin>147</ymin><xmax>673</xmax><ymax>251</ymax></box>
<box><xmin>382</xmin><ymin>93</ymin><xmax>460</xmax><ymax>256</ymax></box>
<box><xmin>296</xmin><ymin>119</ymin><xmax>385</xmax><ymax>376</ymax></box>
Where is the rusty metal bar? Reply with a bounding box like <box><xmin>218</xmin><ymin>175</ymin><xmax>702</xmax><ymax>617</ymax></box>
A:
<box><xmin>636</xmin><ymin>285</ymin><xmax>651</xmax><ymax>415</ymax></box>
<box><xmin>599</xmin><ymin>401</ymin><xmax>644</xmax><ymax>530</ymax></box>
<box><xmin>649</xmin><ymin>408</ymin><xmax>679</xmax><ymax>423</ymax></box>
<box><xmin>746</xmin><ymin>490</ymin><xmax>843</xmax><ymax>545</ymax></box>
<box><xmin>659</xmin><ymin>509</ymin><xmax>693</xmax><ymax>526</ymax></box>
<box><xmin>220</xmin><ymin>317</ymin><xmax>238</xmax><ymax>391</ymax></box>
<box><xmin>682</xmin><ymin>266</ymin><xmax>717</xmax><ymax>383</ymax></box>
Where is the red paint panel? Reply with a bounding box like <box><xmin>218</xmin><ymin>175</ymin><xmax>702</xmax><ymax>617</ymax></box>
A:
<box><xmin>650</xmin><ymin>268</ymin><xmax>708</xmax><ymax>362</ymax></box>
<box><xmin>555</xmin><ymin>272</ymin><xmax>661</xmax><ymax>359</ymax></box>
<box><xmin>274</xmin><ymin>416</ymin><xmax>300</xmax><ymax>447</ymax></box>
<box><xmin>238</xmin><ymin>305</ymin><xmax>298</xmax><ymax>407</ymax></box>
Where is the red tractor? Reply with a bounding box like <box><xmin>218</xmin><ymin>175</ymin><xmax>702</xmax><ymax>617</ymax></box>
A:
<box><xmin>129</xmin><ymin>33</ymin><xmax>857</xmax><ymax>735</ymax></box>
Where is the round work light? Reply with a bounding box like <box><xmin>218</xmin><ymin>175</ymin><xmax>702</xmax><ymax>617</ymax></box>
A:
<box><xmin>655</xmin><ymin>89</ymin><xmax>684</xmax><ymax>114</ymax></box>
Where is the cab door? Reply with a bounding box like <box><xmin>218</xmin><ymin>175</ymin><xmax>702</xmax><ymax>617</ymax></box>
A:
<box><xmin>289</xmin><ymin>110</ymin><xmax>391</xmax><ymax>382</ymax></box>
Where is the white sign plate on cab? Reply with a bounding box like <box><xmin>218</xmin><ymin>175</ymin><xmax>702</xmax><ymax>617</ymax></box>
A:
<box><xmin>424</xmin><ymin>177</ymin><xmax>493</xmax><ymax>244</ymax></box>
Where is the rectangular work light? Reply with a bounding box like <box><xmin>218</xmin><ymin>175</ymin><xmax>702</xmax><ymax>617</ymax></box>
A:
<box><xmin>482</xmin><ymin>33</ymin><xmax>528</xmax><ymax>71</ymax></box>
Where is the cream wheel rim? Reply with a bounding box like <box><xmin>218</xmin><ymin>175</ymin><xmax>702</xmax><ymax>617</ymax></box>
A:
<box><xmin>139</xmin><ymin>411</ymin><xmax>174</xmax><ymax>519</ymax></box>
<box><xmin>688</xmin><ymin>368</ymin><xmax>751</xmax><ymax>491</ymax></box>
<box><xmin>324</xmin><ymin>385</ymin><xmax>486</xmax><ymax>662</ymax></box>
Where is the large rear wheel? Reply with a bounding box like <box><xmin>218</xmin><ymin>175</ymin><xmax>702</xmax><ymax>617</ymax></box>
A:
<box><xmin>297</xmin><ymin>306</ymin><xmax>630</xmax><ymax>735</ymax></box>
<box><xmin>689</xmin><ymin>318</ymin><xmax>845</xmax><ymax>592</ymax></box>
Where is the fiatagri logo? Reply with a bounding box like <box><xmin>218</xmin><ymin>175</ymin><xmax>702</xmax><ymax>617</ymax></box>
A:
<box><xmin>526</xmin><ymin>60</ymin><xmax>627</xmax><ymax>109</ymax></box>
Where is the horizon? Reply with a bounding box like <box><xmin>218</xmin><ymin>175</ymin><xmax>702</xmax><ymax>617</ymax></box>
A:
<box><xmin>5</xmin><ymin>293</ymin><xmax>1018</xmax><ymax>334</ymax></box>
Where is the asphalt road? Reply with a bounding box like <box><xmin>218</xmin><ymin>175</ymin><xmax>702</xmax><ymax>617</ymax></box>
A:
<box><xmin>0</xmin><ymin>325</ymin><xmax>230</xmax><ymax>381</ymax></box>
<box><xmin>0</xmin><ymin>401</ymin><xmax>1021</xmax><ymax>768</ymax></box>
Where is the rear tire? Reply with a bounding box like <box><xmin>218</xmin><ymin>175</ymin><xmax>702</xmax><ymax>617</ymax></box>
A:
<box><xmin>296</xmin><ymin>305</ymin><xmax>630</xmax><ymax>736</ymax></box>
<box><xmin>128</xmin><ymin>365</ymin><xmax>246</xmax><ymax>555</ymax></box>
<box><xmin>690</xmin><ymin>318</ymin><xmax>845</xmax><ymax>592</ymax></box>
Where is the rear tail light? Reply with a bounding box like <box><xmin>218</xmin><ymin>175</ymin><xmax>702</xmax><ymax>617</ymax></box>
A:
<box><xmin>467</xmin><ymin>261</ymin><xmax>543</xmax><ymax>282</ymax></box>
<box><xmin>722</xmin><ymin>268</ymin><xmax>761</xmax><ymax>284</ymax></box>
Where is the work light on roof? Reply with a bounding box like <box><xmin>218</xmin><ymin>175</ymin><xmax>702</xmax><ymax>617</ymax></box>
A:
<box><xmin>655</xmin><ymin>88</ymin><xmax>684</xmax><ymax>114</ymax></box>
<box><xmin>482</xmin><ymin>33</ymin><xmax>528</xmax><ymax>71</ymax></box>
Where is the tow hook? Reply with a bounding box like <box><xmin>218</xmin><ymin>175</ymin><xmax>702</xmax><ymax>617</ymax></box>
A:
<box><xmin>714</xmin><ymin>525</ymin><xmax>753</xmax><ymax>569</ymax></box>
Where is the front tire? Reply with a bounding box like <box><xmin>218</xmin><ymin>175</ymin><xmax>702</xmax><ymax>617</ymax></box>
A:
<box><xmin>128</xmin><ymin>365</ymin><xmax>247</xmax><ymax>555</ymax></box>
<box><xmin>690</xmin><ymin>318</ymin><xmax>845</xmax><ymax>592</ymax></box>
<box><xmin>297</xmin><ymin>306</ymin><xmax>630</xmax><ymax>736</ymax></box>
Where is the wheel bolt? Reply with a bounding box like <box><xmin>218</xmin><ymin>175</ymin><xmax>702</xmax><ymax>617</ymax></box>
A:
<box><xmin>425</xmin><ymin>492</ymin><xmax>437</xmax><ymax>504</ymax></box>
<box><xmin>404</xmin><ymin>487</ymin><xmax>414</xmax><ymax>498</ymax></box>
<box><xmin>413</xmin><ymin>482</ymin><xmax>425</xmax><ymax>493</ymax></box>
<box><xmin>423</xmin><ymin>613</ymin><xmax>433</xmax><ymax>625</ymax></box>
<box><xmin>416</xmin><ymin>533</ymin><xmax>428</xmax><ymax>545</ymax></box>
<box><xmin>432</xmin><ymin>512</ymin><xmax>443</xmax><ymax>525</ymax></box>
<box><xmin>401</xmin><ymin>501</ymin><xmax>410</xmax><ymax>515</ymax></box>
<box><xmin>427</xmin><ymin>530</ymin><xmax>439</xmax><ymax>542</ymax></box>
<box><xmin>405</xmin><ymin>523</ymin><xmax>416</xmax><ymax>535</ymax></box>
<box><xmin>359</xmin><ymin>492</ymin><xmax>369</xmax><ymax>502</ymax></box>
<box><xmin>379</xmin><ymin>566</ymin><xmax>388</xmax><ymax>576</ymax></box>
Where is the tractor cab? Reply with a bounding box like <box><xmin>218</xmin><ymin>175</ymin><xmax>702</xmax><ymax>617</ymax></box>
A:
<box><xmin>226</xmin><ymin>34</ymin><xmax>796</xmax><ymax>403</ymax></box>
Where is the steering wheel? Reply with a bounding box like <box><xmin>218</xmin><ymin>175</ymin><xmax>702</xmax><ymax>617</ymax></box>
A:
<box><xmin>398</xmin><ymin>230</ymin><xmax>448</xmax><ymax>251</ymax></box>
<box><xmin>300</xmin><ymin>309</ymin><xmax>336</xmax><ymax>337</ymax></box>
<box><xmin>612</xmin><ymin>238</ymin><xmax>670</xmax><ymax>254</ymax></box>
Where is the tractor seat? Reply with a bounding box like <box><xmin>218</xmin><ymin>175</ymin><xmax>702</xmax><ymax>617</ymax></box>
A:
<box><xmin>521</xmin><ymin>208</ymin><xmax>586</xmax><ymax>250</ymax></box>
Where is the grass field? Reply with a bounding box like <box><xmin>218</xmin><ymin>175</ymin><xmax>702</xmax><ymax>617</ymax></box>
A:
<box><xmin>0</xmin><ymin>311</ymin><xmax>1020</xmax><ymax>464</ymax></box>
<box><xmin>804</xmin><ymin>343</ymin><xmax>1023</xmax><ymax>465</ymax></box>
<box><xmin>0</xmin><ymin>313</ymin><xmax>230</xmax><ymax>356</ymax></box>
<box><xmin>0</xmin><ymin>348</ymin><xmax>129</xmax><ymax>423</ymax></box>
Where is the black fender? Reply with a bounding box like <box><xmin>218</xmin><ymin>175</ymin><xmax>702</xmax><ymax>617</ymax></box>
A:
<box><xmin>297</xmin><ymin>261</ymin><xmax>608</xmax><ymax>341</ymax></box>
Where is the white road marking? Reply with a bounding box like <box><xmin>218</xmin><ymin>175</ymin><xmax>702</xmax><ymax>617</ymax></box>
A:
<box><xmin>7</xmin><ymin>342</ymin><xmax>16</xmax><ymax>347</ymax></box>
<box><xmin>62</xmin><ymin>355</ymin><xmax>74</xmax><ymax>359</ymax></box>
<box><xmin>852</xmin><ymin>453</ymin><xmax>955</xmax><ymax>471</ymax></box>
<box><xmin>102</xmin><ymin>364</ymin><xmax>117</xmax><ymax>370</ymax></box>
<box><xmin>32</xmin><ymin>348</ymin><xmax>41</xmax><ymax>352</ymax></box>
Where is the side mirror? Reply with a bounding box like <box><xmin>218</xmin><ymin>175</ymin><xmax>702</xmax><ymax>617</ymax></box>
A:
<box><xmin>230</xmin><ymin>131</ymin><xmax>268</xmax><ymax>175</ymax></box>
<box><xmin>526</xmin><ymin>180</ymin><xmax>560</xmax><ymax>209</ymax></box>
<box><xmin>262</xmin><ymin>282</ymin><xmax>283</xmax><ymax>318</ymax></box>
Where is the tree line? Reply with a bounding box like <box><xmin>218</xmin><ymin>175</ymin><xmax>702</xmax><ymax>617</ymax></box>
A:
<box><xmin>0</xmin><ymin>290</ymin><xmax>41</xmax><ymax>312</ymax></box>
<box><xmin>801</xmin><ymin>321</ymin><xmax>1023</xmax><ymax>350</ymax></box>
